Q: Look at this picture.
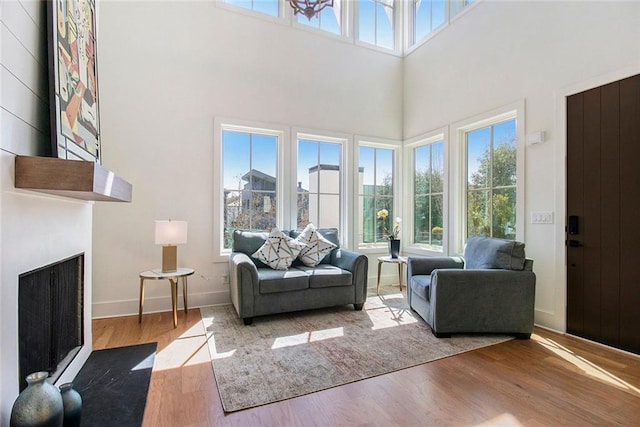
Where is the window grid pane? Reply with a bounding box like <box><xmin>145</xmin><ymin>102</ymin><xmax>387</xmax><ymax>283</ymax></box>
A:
<box><xmin>298</xmin><ymin>139</ymin><xmax>342</xmax><ymax>230</ymax></box>
<box><xmin>358</xmin><ymin>0</ymin><xmax>395</xmax><ymax>50</ymax></box>
<box><xmin>359</xmin><ymin>146</ymin><xmax>394</xmax><ymax>244</ymax></box>
<box><xmin>413</xmin><ymin>141</ymin><xmax>444</xmax><ymax>249</ymax></box>
<box><xmin>223</xmin><ymin>130</ymin><xmax>278</xmax><ymax>249</ymax></box>
<box><xmin>466</xmin><ymin>118</ymin><xmax>517</xmax><ymax>240</ymax></box>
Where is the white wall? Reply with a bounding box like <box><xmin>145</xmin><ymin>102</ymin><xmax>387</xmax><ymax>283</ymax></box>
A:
<box><xmin>0</xmin><ymin>1</ymin><xmax>93</xmax><ymax>423</ymax></box>
<box><xmin>93</xmin><ymin>1</ymin><xmax>403</xmax><ymax>317</ymax></box>
<box><xmin>94</xmin><ymin>0</ymin><xmax>640</xmax><ymax>331</ymax></box>
<box><xmin>404</xmin><ymin>0</ymin><xmax>640</xmax><ymax>330</ymax></box>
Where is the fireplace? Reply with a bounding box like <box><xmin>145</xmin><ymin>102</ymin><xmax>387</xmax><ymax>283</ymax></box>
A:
<box><xmin>17</xmin><ymin>254</ymin><xmax>84</xmax><ymax>391</ymax></box>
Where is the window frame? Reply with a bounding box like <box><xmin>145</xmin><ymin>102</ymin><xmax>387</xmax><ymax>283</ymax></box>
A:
<box><xmin>403</xmin><ymin>128</ymin><xmax>449</xmax><ymax>256</ymax></box>
<box><xmin>451</xmin><ymin>101</ymin><xmax>525</xmax><ymax>254</ymax></box>
<box><xmin>404</xmin><ymin>0</ymin><xmax>479</xmax><ymax>54</ymax></box>
<box><xmin>354</xmin><ymin>0</ymin><xmax>401</xmax><ymax>52</ymax></box>
<box><xmin>213</xmin><ymin>118</ymin><xmax>289</xmax><ymax>259</ymax></box>
<box><xmin>291</xmin><ymin>0</ymin><xmax>349</xmax><ymax>39</ymax></box>
<box><xmin>354</xmin><ymin>136</ymin><xmax>401</xmax><ymax>253</ymax></box>
<box><xmin>217</xmin><ymin>0</ymin><xmax>286</xmax><ymax>22</ymax></box>
<box><xmin>293</xmin><ymin>128</ymin><xmax>353</xmax><ymax>245</ymax></box>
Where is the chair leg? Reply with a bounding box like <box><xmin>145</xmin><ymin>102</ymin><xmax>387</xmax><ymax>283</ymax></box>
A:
<box><xmin>354</xmin><ymin>303</ymin><xmax>364</xmax><ymax>311</ymax></box>
<box><xmin>432</xmin><ymin>329</ymin><xmax>451</xmax><ymax>338</ymax></box>
<box><xmin>514</xmin><ymin>333</ymin><xmax>531</xmax><ymax>339</ymax></box>
<box><xmin>243</xmin><ymin>317</ymin><xmax>253</xmax><ymax>326</ymax></box>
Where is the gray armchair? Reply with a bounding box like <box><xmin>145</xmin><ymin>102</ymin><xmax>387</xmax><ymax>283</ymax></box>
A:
<box><xmin>407</xmin><ymin>237</ymin><xmax>536</xmax><ymax>338</ymax></box>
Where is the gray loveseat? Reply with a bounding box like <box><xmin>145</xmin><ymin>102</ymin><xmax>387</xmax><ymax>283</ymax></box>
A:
<box><xmin>407</xmin><ymin>236</ymin><xmax>536</xmax><ymax>338</ymax></box>
<box><xmin>229</xmin><ymin>228</ymin><xmax>368</xmax><ymax>325</ymax></box>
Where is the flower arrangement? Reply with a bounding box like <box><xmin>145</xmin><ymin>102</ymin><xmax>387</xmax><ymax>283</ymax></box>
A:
<box><xmin>376</xmin><ymin>209</ymin><xmax>401</xmax><ymax>240</ymax></box>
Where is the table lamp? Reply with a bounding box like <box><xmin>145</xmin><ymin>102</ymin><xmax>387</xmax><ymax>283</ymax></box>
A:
<box><xmin>155</xmin><ymin>220</ymin><xmax>188</xmax><ymax>272</ymax></box>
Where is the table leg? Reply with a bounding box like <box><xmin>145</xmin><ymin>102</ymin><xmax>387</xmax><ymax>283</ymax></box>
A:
<box><xmin>170</xmin><ymin>278</ymin><xmax>178</xmax><ymax>328</ymax></box>
<box><xmin>398</xmin><ymin>262</ymin><xmax>403</xmax><ymax>291</ymax></box>
<box><xmin>138</xmin><ymin>278</ymin><xmax>145</xmax><ymax>323</ymax></box>
<box><xmin>377</xmin><ymin>260</ymin><xmax>382</xmax><ymax>295</ymax></box>
<box><xmin>182</xmin><ymin>276</ymin><xmax>188</xmax><ymax>314</ymax></box>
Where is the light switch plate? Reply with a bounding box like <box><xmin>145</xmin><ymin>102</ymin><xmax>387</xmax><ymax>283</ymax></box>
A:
<box><xmin>531</xmin><ymin>211</ymin><xmax>554</xmax><ymax>224</ymax></box>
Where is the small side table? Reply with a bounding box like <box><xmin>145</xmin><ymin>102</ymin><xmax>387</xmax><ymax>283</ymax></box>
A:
<box><xmin>377</xmin><ymin>256</ymin><xmax>408</xmax><ymax>295</ymax></box>
<box><xmin>139</xmin><ymin>268</ymin><xmax>195</xmax><ymax>328</ymax></box>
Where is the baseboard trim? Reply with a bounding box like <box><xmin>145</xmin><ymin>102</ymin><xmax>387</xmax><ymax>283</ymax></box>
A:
<box><xmin>92</xmin><ymin>289</ymin><xmax>230</xmax><ymax>319</ymax></box>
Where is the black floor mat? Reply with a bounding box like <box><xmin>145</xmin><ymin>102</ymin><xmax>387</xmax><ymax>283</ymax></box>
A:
<box><xmin>72</xmin><ymin>342</ymin><xmax>157</xmax><ymax>427</ymax></box>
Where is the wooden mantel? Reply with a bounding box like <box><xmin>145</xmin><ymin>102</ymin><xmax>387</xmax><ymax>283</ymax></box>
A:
<box><xmin>15</xmin><ymin>156</ymin><xmax>133</xmax><ymax>202</ymax></box>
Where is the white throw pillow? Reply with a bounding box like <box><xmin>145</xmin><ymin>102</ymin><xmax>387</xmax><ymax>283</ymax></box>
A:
<box><xmin>252</xmin><ymin>228</ymin><xmax>305</xmax><ymax>270</ymax></box>
<box><xmin>295</xmin><ymin>224</ymin><xmax>337</xmax><ymax>267</ymax></box>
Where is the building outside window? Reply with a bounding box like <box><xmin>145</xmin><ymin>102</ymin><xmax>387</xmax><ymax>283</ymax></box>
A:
<box><xmin>413</xmin><ymin>141</ymin><xmax>444</xmax><ymax>249</ymax></box>
<box><xmin>222</xmin><ymin>130</ymin><xmax>278</xmax><ymax>249</ymax></box>
<box><xmin>466</xmin><ymin>118</ymin><xmax>517</xmax><ymax>240</ymax></box>
<box><xmin>358</xmin><ymin>146</ymin><xmax>394</xmax><ymax>244</ymax></box>
<box><xmin>358</xmin><ymin>0</ymin><xmax>395</xmax><ymax>50</ymax></box>
<box><xmin>297</xmin><ymin>138</ymin><xmax>342</xmax><ymax>230</ymax></box>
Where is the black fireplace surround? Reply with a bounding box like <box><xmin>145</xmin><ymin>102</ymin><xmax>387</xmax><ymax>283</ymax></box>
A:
<box><xmin>18</xmin><ymin>254</ymin><xmax>84</xmax><ymax>391</ymax></box>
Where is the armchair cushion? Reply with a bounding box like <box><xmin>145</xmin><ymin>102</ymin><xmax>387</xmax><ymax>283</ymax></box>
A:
<box><xmin>464</xmin><ymin>236</ymin><xmax>526</xmax><ymax>271</ymax></box>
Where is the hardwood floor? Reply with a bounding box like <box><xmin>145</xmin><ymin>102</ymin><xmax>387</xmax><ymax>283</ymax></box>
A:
<box><xmin>93</xmin><ymin>308</ymin><xmax>640</xmax><ymax>426</ymax></box>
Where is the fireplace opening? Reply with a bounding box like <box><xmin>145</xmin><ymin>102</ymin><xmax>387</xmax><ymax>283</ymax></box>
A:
<box><xmin>18</xmin><ymin>254</ymin><xmax>84</xmax><ymax>391</ymax></box>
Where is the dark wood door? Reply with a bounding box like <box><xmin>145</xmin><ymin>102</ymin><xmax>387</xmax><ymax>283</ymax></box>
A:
<box><xmin>566</xmin><ymin>74</ymin><xmax>640</xmax><ymax>355</ymax></box>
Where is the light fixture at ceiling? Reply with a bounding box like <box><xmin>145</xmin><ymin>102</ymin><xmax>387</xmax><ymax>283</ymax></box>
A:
<box><xmin>288</xmin><ymin>0</ymin><xmax>334</xmax><ymax>20</ymax></box>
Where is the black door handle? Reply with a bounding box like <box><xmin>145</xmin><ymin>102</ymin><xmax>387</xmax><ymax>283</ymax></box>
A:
<box><xmin>568</xmin><ymin>239</ymin><xmax>583</xmax><ymax>247</ymax></box>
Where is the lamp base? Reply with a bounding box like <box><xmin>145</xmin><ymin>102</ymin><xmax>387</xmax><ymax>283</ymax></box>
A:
<box><xmin>161</xmin><ymin>245</ymin><xmax>177</xmax><ymax>272</ymax></box>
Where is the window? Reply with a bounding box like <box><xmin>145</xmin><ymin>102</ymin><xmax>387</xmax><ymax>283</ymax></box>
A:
<box><xmin>413</xmin><ymin>141</ymin><xmax>444</xmax><ymax>249</ymax></box>
<box><xmin>296</xmin><ymin>0</ymin><xmax>343</xmax><ymax>35</ymax></box>
<box><xmin>466</xmin><ymin>118</ymin><xmax>517</xmax><ymax>240</ymax></box>
<box><xmin>224</xmin><ymin>0</ymin><xmax>280</xmax><ymax>17</ymax></box>
<box><xmin>297</xmin><ymin>137</ymin><xmax>343</xmax><ymax>230</ymax></box>
<box><xmin>358</xmin><ymin>146</ymin><xmax>394</xmax><ymax>244</ymax></box>
<box><xmin>413</xmin><ymin>0</ymin><xmax>446</xmax><ymax>42</ymax></box>
<box><xmin>358</xmin><ymin>0</ymin><xmax>395</xmax><ymax>50</ymax></box>
<box><xmin>410</xmin><ymin>0</ymin><xmax>474</xmax><ymax>46</ymax></box>
<box><xmin>222</xmin><ymin>129</ymin><xmax>278</xmax><ymax>249</ymax></box>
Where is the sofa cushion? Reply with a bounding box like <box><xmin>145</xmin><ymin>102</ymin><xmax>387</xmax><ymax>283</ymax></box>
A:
<box><xmin>294</xmin><ymin>223</ymin><xmax>338</xmax><ymax>267</ymax></box>
<box><xmin>294</xmin><ymin>265</ymin><xmax>352</xmax><ymax>288</ymax></box>
<box><xmin>291</xmin><ymin>227</ymin><xmax>340</xmax><ymax>265</ymax></box>
<box><xmin>410</xmin><ymin>275</ymin><xmax>431</xmax><ymax>302</ymax></box>
<box><xmin>464</xmin><ymin>236</ymin><xmax>526</xmax><ymax>271</ymax></box>
<box><xmin>258</xmin><ymin>268</ymin><xmax>309</xmax><ymax>294</ymax></box>
<box><xmin>252</xmin><ymin>228</ymin><xmax>305</xmax><ymax>270</ymax></box>
<box><xmin>233</xmin><ymin>230</ymin><xmax>271</xmax><ymax>269</ymax></box>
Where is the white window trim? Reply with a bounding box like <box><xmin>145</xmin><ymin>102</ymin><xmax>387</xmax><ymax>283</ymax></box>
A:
<box><xmin>292</xmin><ymin>127</ymin><xmax>353</xmax><ymax>247</ymax></box>
<box><xmin>290</xmin><ymin>0</ymin><xmax>350</xmax><ymax>39</ymax></box>
<box><xmin>353</xmin><ymin>0</ymin><xmax>403</xmax><ymax>53</ymax></box>
<box><xmin>403</xmin><ymin>0</ymin><xmax>482</xmax><ymax>56</ymax></box>
<box><xmin>403</xmin><ymin>127</ymin><xmax>449</xmax><ymax>256</ymax></box>
<box><xmin>354</xmin><ymin>135</ymin><xmax>402</xmax><ymax>253</ymax></box>
<box><xmin>450</xmin><ymin>100</ymin><xmax>526</xmax><ymax>255</ymax></box>
<box><xmin>213</xmin><ymin>117</ymin><xmax>289</xmax><ymax>261</ymax></box>
<box><xmin>215</xmin><ymin>0</ymin><xmax>288</xmax><ymax>26</ymax></box>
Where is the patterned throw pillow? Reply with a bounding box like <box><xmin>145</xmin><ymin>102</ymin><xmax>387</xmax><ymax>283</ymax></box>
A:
<box><xmin>252</xmin><ymin>228</ymin><xmax>305</xmax><ymax>270</ymax></box>
<box><xmin>295</xmin><ymin>223</ymin><xmax>337</xmax><ymax>267</ymax></box>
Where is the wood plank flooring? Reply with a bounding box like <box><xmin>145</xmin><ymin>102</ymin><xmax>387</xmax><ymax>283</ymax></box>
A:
<box><xmin>93</xmin><ymin>308</ymin><xmax>640</xmax><ymax>426</ymax></box>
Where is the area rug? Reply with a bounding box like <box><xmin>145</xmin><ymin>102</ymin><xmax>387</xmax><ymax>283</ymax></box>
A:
<box><xmin>72</xmin><ymin>342</ymin><xmax>157</xmax><ymax>426</ymax></box>
<box><xmin>201</xmin><ymin>293</ymin><xmax>512</xmax><ymax>413</ymax></box>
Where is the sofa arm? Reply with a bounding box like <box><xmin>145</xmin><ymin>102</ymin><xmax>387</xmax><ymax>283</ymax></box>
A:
<box><xmin>229</xmin><ymin>252</ymin><xmax>259</xmax><ymax>319</ymax></box>
<box><xmin>330</xmin><ymin>248</ymin><xmax>369</xmax><ymax>304</ymax></box>
<box><xmin>407</xmin><ymin>256</ymin><xmax>464</xmax><ymax>277</ymax></box>
<box><xmin>430</xmin><ymin>269</ymin><xmax>536</xmax><ymax>333</ymax></box>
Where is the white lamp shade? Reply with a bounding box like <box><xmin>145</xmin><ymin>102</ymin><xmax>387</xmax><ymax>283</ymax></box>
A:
<box><xmin>155</xmin><ymin>220</ymin><xmax>188</xmax><ymax>245</ymax></box>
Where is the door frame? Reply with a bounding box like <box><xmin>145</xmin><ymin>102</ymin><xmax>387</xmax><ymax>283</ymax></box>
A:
<box><xmin>552</xmin><ymin>65</ymin><xmax>640</xmax><ymax>333</ymax></box>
